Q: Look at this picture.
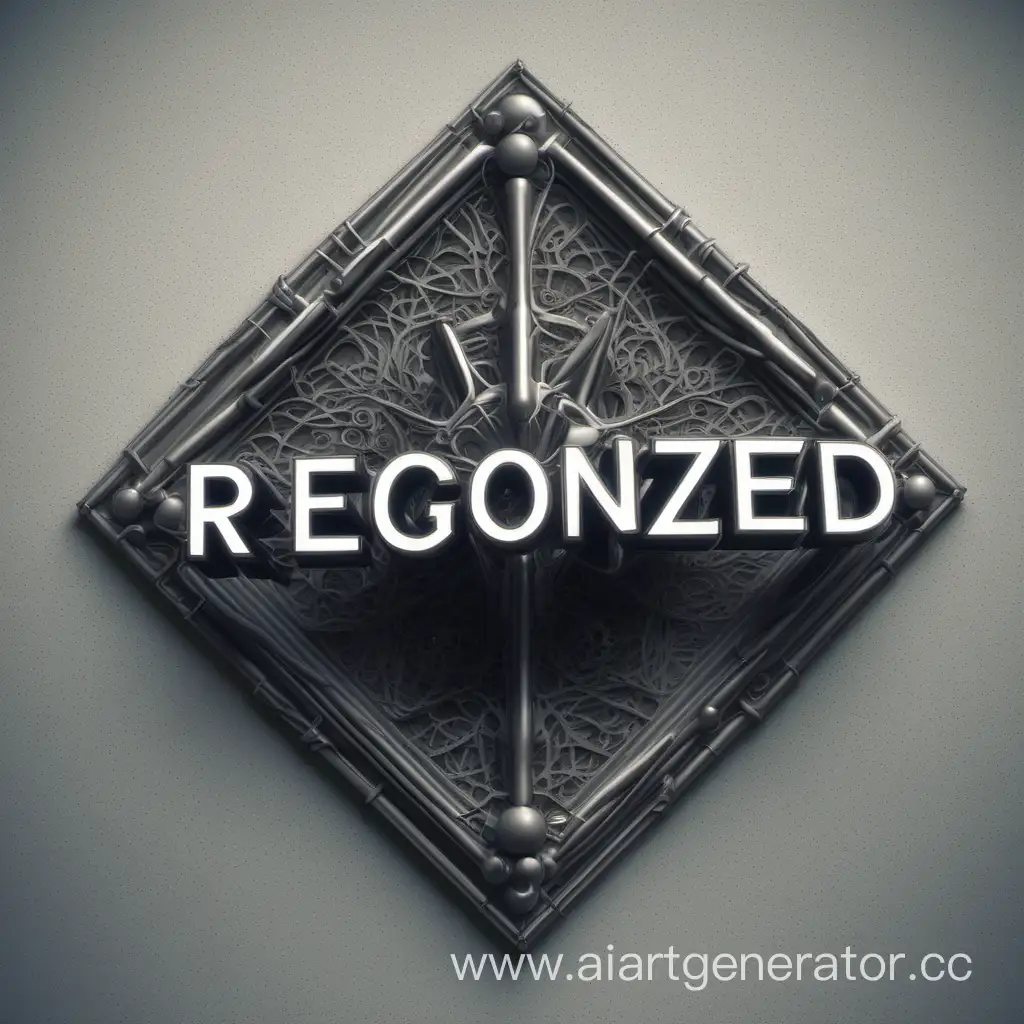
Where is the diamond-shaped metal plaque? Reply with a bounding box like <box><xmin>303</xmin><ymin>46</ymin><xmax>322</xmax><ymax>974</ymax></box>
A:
<box><xmin>78</xmin><ymin>61</ymin><xmax>963</xmax><ymax>949</ymax></box>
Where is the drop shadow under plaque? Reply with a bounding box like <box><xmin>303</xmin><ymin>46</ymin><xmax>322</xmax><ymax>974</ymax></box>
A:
<box><xmin>78</xmin><ymin>62</ymin><xmax>964</xmax><ymax>949</ymax></box>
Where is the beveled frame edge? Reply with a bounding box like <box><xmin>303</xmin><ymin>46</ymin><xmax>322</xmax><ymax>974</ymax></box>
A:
<box><xmin>77</xmin><ymin>60</ymin><xmax>965</xmax><ymax>950</ymax></box>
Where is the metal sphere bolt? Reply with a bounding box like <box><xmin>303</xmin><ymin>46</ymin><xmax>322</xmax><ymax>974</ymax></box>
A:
<box><xmin>503</xmin><ymin>882</ymin><xmax>539</xmax><ymax>915</ymax></box>
<box><xmin>153</xmin><ymin>494</ymin><xmax>186</xmax><ymax>532</ymax></box>
<box><xmin>495</xmin><ymin>805</ymin><xmax>547</xmax><ymax>855</ymax></box>
<box><xmin>902</xmin><ymin>474</ymin><xmax>936</xmax><ymax>510</ymax></box>
<box><xmin>539</xmin><ymin>849</ymin><xmax>559</xmax><ymax>881</ymax></box>
<box><xmin>482</xmin><ymin>110</ymin><xmax>504</xmax><ymax>135</ymax></box>
<box><xmin>698</xmin><ymin>704</ymin><xmax>722</xmax><ymax>732</ymax></box>
<box><xmin>513</xmin><ymin>856</ymin><xmax>544</xmax><ymax>886</ymax></box>
<box><xmin>494</xmin><ymin>93</ymin><xmax>546</xmax><ymax>135</ymax></box>
<box><xmin>481</xmin><ymin>854</ymin><xmax>511</xmax><ymax>885</ymax></box>
<box><xmin>111</xmin><ymin>486</ymin><xmax>144</xmax><ymax>524</ymax></box>
<box><xmin>495</xmin><ymin>133</ymin><xmax>539</xmax><ymax>177</ymax></box>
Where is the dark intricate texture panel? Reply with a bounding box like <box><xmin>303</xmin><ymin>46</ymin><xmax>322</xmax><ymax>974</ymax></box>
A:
<box><xmin>223</xmin><ymin>181</ymin><xmax>809</xmax><ymax>820</ymax></box>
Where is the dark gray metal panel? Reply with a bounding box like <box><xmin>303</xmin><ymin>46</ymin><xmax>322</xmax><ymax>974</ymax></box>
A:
<box><xmin>76</xmin><ymin>64</ymin><xmax>962</xmax><ymax>948</ymax></box>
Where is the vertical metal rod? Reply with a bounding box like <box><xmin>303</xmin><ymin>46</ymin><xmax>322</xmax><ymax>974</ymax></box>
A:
<box><xmin>503</xmin><ymin>176</ymin><xmax>537</xmax><ymax>442</ymax></box>
<box><xmin>505</xmin><ymin>553</ymin><xmax>534</xmax><ymax>807</ymax></box>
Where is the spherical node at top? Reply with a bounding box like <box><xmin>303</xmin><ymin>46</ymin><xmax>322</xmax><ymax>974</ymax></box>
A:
<box><xmin>494</xmin><ymin>93</ymin><xmax>546</xmax><ymax>135</ymax></box>
<box><xmin>495</xmin><ymin>133</ymin><xmax>538</xmax><ymax>177</ymax></box>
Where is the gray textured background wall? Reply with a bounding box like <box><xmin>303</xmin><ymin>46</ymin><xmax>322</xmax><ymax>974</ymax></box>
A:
<box><xmin>1</xmin><ymin>1</ymin><xmax>1021</xmax><ymax>1021</ymax></box>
